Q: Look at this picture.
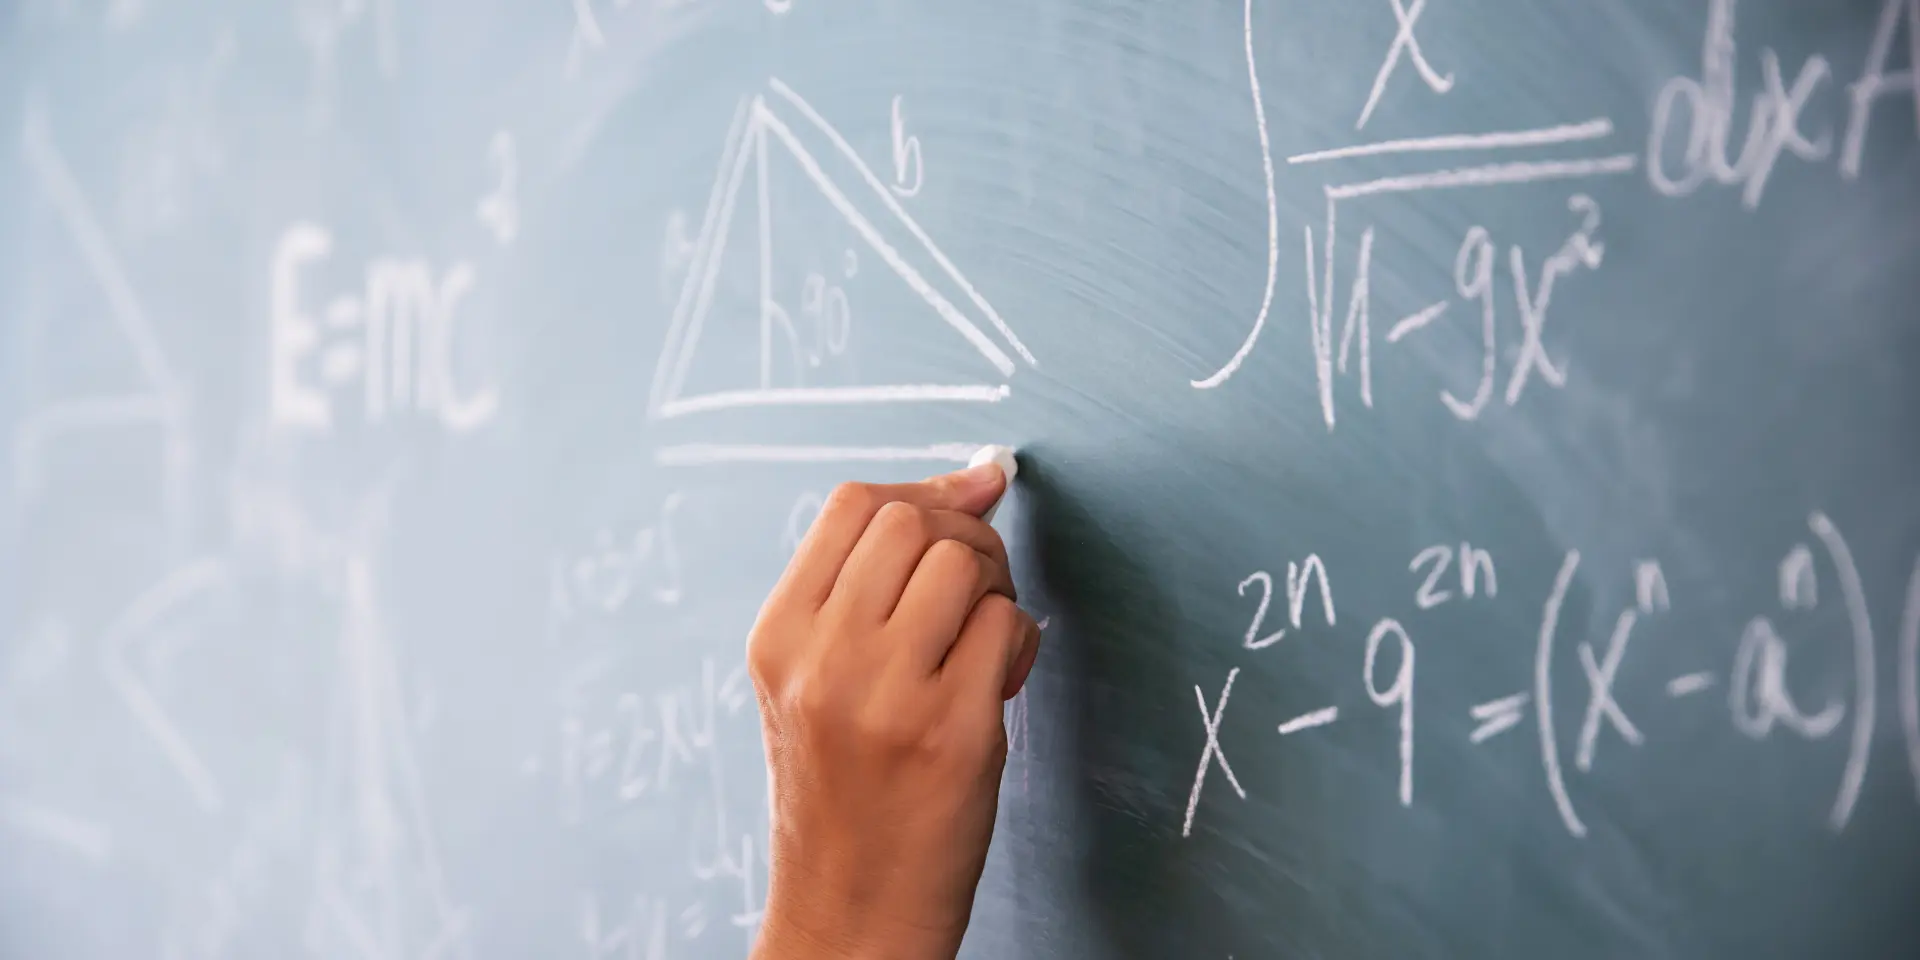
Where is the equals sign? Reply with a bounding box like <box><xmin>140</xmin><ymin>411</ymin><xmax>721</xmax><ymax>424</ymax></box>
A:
<box><xmin>321</xmin><ymin>296</ymin><xmax>364</xmax><ymax>385</ymax></box>
<box><xmin>679</xmin><ymin>903</ymin><xmax>707</xmax><ymax>939</ymax></box>
<box><xmin>1468</xmin><ymin>692</ymin><xmax>1531</xmax><ymax>743</ymax></box>
<box><xmin>320</xmin><ymin>344</ymin><xmax>362</xmax><ymax>385</ymax></box>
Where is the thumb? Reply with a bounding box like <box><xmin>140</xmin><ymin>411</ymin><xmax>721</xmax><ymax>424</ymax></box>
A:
<box><xmin>923</xmin><ymin>461</ymin><xmax>1007</xmax><ymax>518</ymax></box>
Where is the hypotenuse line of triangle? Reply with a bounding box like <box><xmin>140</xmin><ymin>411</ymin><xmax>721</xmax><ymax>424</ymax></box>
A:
<box><xmin>648</xmin><ymin>78</ymin><xmax>1036</xmax><ymax>421</ymax></box>
<box><xmin>18</xmin><ymin>104</ymin><xmax>192</xmax><ymax>508</ymax></box>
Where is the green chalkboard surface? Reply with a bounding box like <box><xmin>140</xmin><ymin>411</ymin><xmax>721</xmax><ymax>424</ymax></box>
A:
<box><xmin>3</xmin><ymin>0</ymin><xmax>1918</xmax><ymax>957</ymax></box>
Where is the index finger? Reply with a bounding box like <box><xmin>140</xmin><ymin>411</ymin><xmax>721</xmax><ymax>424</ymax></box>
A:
<box><xmin>769</xmin><ymin>464</ymin><xmax>1008</xmax><ymax>611</ymax></box>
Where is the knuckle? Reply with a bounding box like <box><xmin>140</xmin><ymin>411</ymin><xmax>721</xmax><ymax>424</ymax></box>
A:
<box><xmin>788</xmin><ymin>663</ymin><xmax>840</xmax><ymax>722</ymax></box>
<box><xmin>814</xmin><ymin>595</ymin><xmax>858</xmax><ymax>638</ymax></box>
<box><xmin>745</xmin><ymin>623</ymin><xmax>788</xmax><ymax>689</ymax></box>
<box><xmin>855</xmin><ymin>701</ymin><xmax>925</xmax><ymax>753</ymax></box>
<box><xmin>871</xmin><ymin>500</ymin><xmax>929</xmax><ymax>543</ymax></box>
<box><xmin>924</xmin><ymin>537</ymin><xmax>978</xmax><ymax>573</ymax></box>
<box><xmin>972</xmin><ymin>592</ymin><xmax>1023</xmax><ymax>629</ymax></box>
<box><xmin>923</xmin><ymin>471</ymin><xmax>963</xmax><ymax>498</ymax></box>
<box><xmin>746</xmin><ymin>635</ymin><xmax>775</xmax><ymax>685</ymax></box>
<box><xmin>822</xmin><ymin>482</ymin><xmax>878</xmax><ymax>521</ymax></box>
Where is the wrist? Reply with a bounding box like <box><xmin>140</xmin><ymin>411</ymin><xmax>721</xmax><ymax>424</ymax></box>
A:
<box><xmin>752</xmin><ymin>897</ymin><xmax>962</xmax><ymax>960</ymax></box>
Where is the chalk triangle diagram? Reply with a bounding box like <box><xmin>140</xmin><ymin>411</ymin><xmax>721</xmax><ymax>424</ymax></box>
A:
<box><xmin>648</xmin><ymin>78</ymin><xmax>1036</xmax><ymax>422</ymax></box>
<box><xmin>16</xmin><ymin>105</ymin><xmax>187</xmax><ymax>503</ymax></box>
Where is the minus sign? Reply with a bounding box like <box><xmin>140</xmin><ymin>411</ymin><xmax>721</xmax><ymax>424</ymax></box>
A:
<box><xmin>1387</xmin><ymin>301</ymin><xmax>1448</xmax><ymax>343</ymax></box>
<box><xmin>1666</xmin><ymin>672</ymin><xmax>1716</xmax><ymax>697</ymax></box>
<box><xmin>1278</xmin><ymin>706</ymin><xmax>1340</xmax><ymax>735</ymax></box>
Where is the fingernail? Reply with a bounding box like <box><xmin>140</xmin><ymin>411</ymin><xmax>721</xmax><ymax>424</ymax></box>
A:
<box><xmin>958</xmin><ymin>461</ymin><xmax>1002</xmax><ymax>485</ymax></box>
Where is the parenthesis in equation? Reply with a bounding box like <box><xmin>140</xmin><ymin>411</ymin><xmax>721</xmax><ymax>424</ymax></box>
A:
<box><xmin>1537</xmin><ymin>550</ymin><xmax>1587</xmax><ymax>838</ymax></box>
<box><xmin>1809</xmin><ymin>512</ymin><xmax>1876</xmax><ymax>832</ymax></box>
<box><xmin>1898</xmin><ymin>554</ymin><xmax>1920</xmax><ymax>808</ymax></box>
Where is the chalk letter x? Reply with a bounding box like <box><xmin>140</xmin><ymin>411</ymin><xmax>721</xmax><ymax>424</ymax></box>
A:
<box><xmin>1183</xmin><ymin>667</ymin><xmax>1246</xmax><ymax>838</ymax></box>
<box><xmin>1575</xmin><ymin>609</ymin><xmax>1645</xmax><ymax>772</ymax></box>
<box><xmin>1357</xmin><ymin>0</ymin><xmax>1455</xmax><ymax>129</ymax></box>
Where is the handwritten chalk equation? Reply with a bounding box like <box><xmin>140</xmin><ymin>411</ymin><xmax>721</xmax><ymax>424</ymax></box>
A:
<box><xmin>1648</xmin><ymin>0</ymin><xmax>1919</xmax><ymax>205</ymax></box>
<box><xmin>548</xmin><ymin>657</ymin><xmax>767</xmax><ymax>955</ymax></box>
<box><xmin>551</xmin><ymin>657</ymin><xmax>753</xmax><ymax>824</ymax></box>
<box><xmin>270</xmin><ymin>222</ymin><xmax>499</xmax><ymax>433</ymax></box>
<box><xmin>578</xmin><ymin>871</ymin><xmax>764</xmax><ymax>960</ymax></box>
<box><xmin>1296</xmin><ymin>193</ymin><xmax>1610</xmax><ymax>430</ymax></box>
<box><xmin>1195</xmin><ymin>0</ymin><xmax>1636</xmax><ymax>396</ymax></box>
<box><xmin>1196</xmin><ymin>0</ymin><xmax>1918</xmax><ymax>409</ymax></box>
<box><xmin>1184</xmin><ymin>515</ymin><xmax>1920</xmax><ymax>840</ymax></box>
<box><xmin>544</xmin><ymin>495</ymin><xmax>688</xmax><ymax>631</ymax></box>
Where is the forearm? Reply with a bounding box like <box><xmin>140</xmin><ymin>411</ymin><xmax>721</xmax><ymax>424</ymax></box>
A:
<box><xmin>751</xmin><ymin>904</ymin><xmax>961</xmax><ymax>960</ymax></box>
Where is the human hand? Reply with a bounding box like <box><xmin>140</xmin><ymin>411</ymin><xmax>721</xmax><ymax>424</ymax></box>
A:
<box><xmin>747</xmin><ymin>462</ymin><xmax>1041</xmax><ymax>960</ymax></box>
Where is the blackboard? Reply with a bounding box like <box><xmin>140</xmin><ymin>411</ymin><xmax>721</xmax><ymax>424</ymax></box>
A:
<box><xmin>4</xmin><ymin>0</ymin><xmax>1919</xmax><ymax>957</ymax></box>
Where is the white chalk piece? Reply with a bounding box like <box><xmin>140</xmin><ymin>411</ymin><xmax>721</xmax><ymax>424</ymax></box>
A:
<box><xmin>969</xmin><ymin>444</ymin><xmax>1019</xmax><ymax>525</ymax></box>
